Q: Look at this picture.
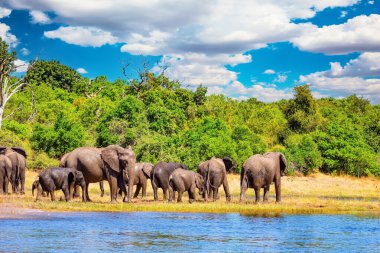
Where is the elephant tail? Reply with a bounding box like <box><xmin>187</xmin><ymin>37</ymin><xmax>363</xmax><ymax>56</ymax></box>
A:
<box><xmin>205</xmin><ymin>163</ymin><xmax>211</xmax><ymax>195</ymax></box>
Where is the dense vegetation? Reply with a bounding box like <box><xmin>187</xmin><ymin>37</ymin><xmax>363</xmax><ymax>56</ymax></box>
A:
<box><xmin>1</xmin><ymin>39</ymin><xmax>379</xmax><ymax>176</ymax></box>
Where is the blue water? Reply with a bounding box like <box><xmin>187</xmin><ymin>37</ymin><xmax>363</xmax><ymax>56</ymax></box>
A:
<box><xmin>0</xmin><ymin>212</ymin><xmax>379</xmax><ymax>252</ymax></box>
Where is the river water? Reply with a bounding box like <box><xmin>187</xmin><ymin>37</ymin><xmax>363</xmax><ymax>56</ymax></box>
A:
<box><xmin>0</xmin><ymin>212</ymin><xmax>379</xmax><ymax>252</ymax></box>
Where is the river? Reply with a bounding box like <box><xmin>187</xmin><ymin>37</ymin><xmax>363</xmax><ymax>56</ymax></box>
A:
<box><xmin>0</xmin><ymin>212</ymin><xmax>379</xmax><ymax>252</ymax></box>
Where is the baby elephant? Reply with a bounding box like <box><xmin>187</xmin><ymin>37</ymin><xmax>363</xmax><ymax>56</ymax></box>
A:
<box><xmin>168</xmin><ymin>168</ymin><xmax>205</xmax><ymax>203</ymax></box>
<box><xmin>32</xmin><ymin>167</ymin><xmax>87</xmax><ymax>202</ymax></box>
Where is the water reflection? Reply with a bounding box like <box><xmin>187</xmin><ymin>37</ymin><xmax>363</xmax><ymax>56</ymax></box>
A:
<box><xmin>0</xmin><ymin>212</ymin><xmax>379</xmax><ymax>252</ymax></box>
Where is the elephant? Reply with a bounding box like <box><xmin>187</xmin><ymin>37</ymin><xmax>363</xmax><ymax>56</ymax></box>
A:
<box><xmin>60</xmin><ymin>151</ymin><xmax>104</xmax><ymax>198</ymax></box>
<box><xmin>61</xmin><ymin>145</ymin><xmax>136</xmax><ymax>203</ymax></box>
<box><xmin>32</xmin><ymin>179</ymin><xmax>49</xmax><ymax>197</ymax></box>
<box><xmin>0</xmin><ymin>155</ymin><xmax>12</xmax><ymax>194</ymax></box>
<box><xmin>0</xmin><ymin>147</ymin><xmax>27</xmax><ymax>194</ymax></box>
<box><xmin>121</xmin><ymin>162</ymin><xmax>153</xmax><ymax>199</ymax></box>
<box><xmin>197</xmin><ymin>157</ymin><xmax>233</xmax><ymax>202</ymax></box>
<box><xmin>240</xmin><ymin>152</ymin><xmax>287</xmax><ymax>203</ymax></box>
<box><xmin>168</xmin><ymin>168</ymin><xmax>205</xmax><ymax>203</ymax></box>
<box><xmin>151</xmin><ymin>162</ymin><xmax>188</xmax><ymax>201</ymax></box>
<box><xmin>32</xmin><ymin>167</ymin><xmax>87</xmax><ymax>202</ymax></box>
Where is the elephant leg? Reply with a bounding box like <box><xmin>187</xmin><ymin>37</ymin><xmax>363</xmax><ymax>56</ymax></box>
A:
<box><xmin>263</xmin><ymin>185</ymin><xmax>270</xmax><ymax>203</ymax></box>
<box><xmin>223</xmin><ymin>176</ymin><xmax>231</xmax><ymax>202</ymax></box>
<box><xmin>4</xmin><ymin>176</ymin><xmax>9</xmax><ymax>194</ymax></box>
<box><xmin>109</xmin><ymin>176</ymin><xmax>118</xmax><ymax>203</ymax></box>
<box><xmin>275</xmin><ymin>179</ymin><xmax>281</xmax><ymax>203</ymax></box>
<box><xmin>19</xmin><ymin>169</ymin><xmax>25</xmax><ymax>194</ymax></box>
<box><xmin>36</xmin><ymin>187</ymin><xmax>42</xmax><ymax>201</ymax></box>
<box><xmin>240</xmin><ymin>178</ymin><xmax>248</xmax><ymax>201</ymax></box>
<box><xmin>168</xmin><ymin>185</ymin><xmax>174</xmax><ymax>202</ymax></box>
<box><xmin>50</xmin><ymin>190</ymin><xmax>56</xmax><ymax>201</ymax></box>
<box><xmin>134</xmin><ymin>184</ymin><xmax>141</xmax><ymax>199</ymax></box>
<box><xmin>117</xmin><ymin>175</ymin><xmax>128</xmax><ymax>202</ymax></box>
<box><xmin>11</xmin><ymin>169</ymin><xmax>16</xmax><ymax>193</ymax></box>
<box><xmin>163</xmin><ymin>187</ymin><xmax>168</xmax><ymax>200</ymax></box>
<box><xmin>141</xmin><ymin>181</ymin><xmax>147</xmax><ymax>199</ymax></box>
<box><xmin>189</xmin><ymin>188</ymin><xmax>195</xmax><ymax>203</ymax></box>
<box><xmin>152</xmin><ymin>181</ymin><xmax>158</xmax><ymax>201</ymax></box>
<box><xmin>213</xmin><ymin>188</ymin><xmax>218</xmax><ymax>202</ymax></box>
<box><xmin>63</xmin><ymin>188</ymin><xmax>71</xmax><ymax>201</ymax></box>
<box><xmin>73</xmin><ymin>185</ymin><xmax>80</xmax><ymax>198</ymax></box>
<box><xmin>85</xmin><ymin>183</ymin><xmax>92</xmax><ymax>202</ymax></box>
<box><xmin>99</xmin><ymin>181</ymin><xmax>104</xmax><ymax>197</ymax></box>
<box><xmin>177</xmin><ymin>191</ymin><xmax>183</xmax><ymax>203</ymax></box>
<box><xmin>254</xmin><ymin>187</ymin><xmax>260</xmax><ymax>203</ymax></box>
<box><xmin>0</xmin><ymin>176</ymin><xmax>3</xmax><ymax>194</ymax></box>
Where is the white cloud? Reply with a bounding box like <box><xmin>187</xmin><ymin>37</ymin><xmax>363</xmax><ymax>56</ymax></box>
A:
<box><xmin>300</xmin><ymin>53</ymin><xmax>380</xmax><ymax>103</ymax></box>
<box><xmin>340</xmin><ymin>10</ymin><xmax>348</xmax><ymax>18</ymax></box>
<box><xmin>274</xmin><ymin>74</ymin><xmax>288</xmax><ymax>83</ymax></box>
<box><xmin>264</xmin><ymin>69</ymin><xmax>275</xmax><ymax>74</ymax></box>
<box><xmin>44</xmin><ymin>26</ymin><xmax>118</xmax><ymax>47</ymax></box>
<box><xmin>0</xmin><ymin>23</ymin><xmax>17</xmax><ymax>47</ymax></box>
<box><xmin>0</xmin><ymin>7</ymin><xmax>12</xmax><ymax>18</ymax></box>
<box><xmin>76</xmin><ymin>67</ymin><xmax>87</xmax><ymax>74</ymax></box>
<box><xmin>14</xmin><ymin>59</ymin><xmax>29</xmax><ymax>73</ymax></box>
<box><xmin>292</xmin><ymin>14</ymin><xmax>380</xmax><ymax>55</ymax></box>
<box><xmin>29</xmin><ymin>10</ymin><xmax>51</xmax><ymax>24</ymax></box>
<box><xmin>218</xmin><ymin>81</ymin><xmax>293</xmax><ymax>102</ymax></box>
<box><xmin>20</xmin><ymin>47</ymin><xmax>30</xmax><ymax>56</ymax></box>
<box><xmin>368</xmin><ymin>0</ymin><xmax>374</xmax><ymax>4</ymax></box>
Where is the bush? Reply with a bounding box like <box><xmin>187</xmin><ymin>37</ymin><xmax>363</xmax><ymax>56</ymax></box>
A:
<box><xmin>285</xmin><ymin>134</ymin><xmax>322</xmax><ymax>175</ymax></box>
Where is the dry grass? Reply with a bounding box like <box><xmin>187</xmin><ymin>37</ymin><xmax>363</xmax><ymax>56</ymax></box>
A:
<box><xmin>1</xmin><ymin>170</ymin><xmax>379</xmax><ymax>216</ymax></box>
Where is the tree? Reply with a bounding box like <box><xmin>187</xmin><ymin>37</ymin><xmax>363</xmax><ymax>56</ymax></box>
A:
<box><xmin>0</xmin><ymin>38</ymin><xmax>33</xmax><ymax>129</ymax></box>
<box><xmin>26</xmin><ymin>59</ymin><xmax>82</xmax><ymax>92</ymax></box>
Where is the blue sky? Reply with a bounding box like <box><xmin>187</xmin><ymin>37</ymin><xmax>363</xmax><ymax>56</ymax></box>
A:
<box><xmin>0</xmin><ymin>0</ymin><xmax>379</xmax><ymax>103</ymax></box>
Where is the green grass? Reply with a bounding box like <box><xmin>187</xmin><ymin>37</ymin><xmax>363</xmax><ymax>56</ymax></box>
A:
<box><xmin>1</xmin><ymin>171</ymin><xmax>380</xmax><ymax>216</ymax></box>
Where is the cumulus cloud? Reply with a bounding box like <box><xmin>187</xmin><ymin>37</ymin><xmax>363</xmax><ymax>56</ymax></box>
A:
<box><xmin>14</xmin><ymin>59</ymin><xmax>29</xmax><ymax>73</ymax></box>
<box><xmin>44</xmin><ymin>26</ymin><xmax>118</xmax><ymax>47</ymax></box>
<box><xmin>0</xmin><ymin>7</ymin><xmax>12</xmax><ymax>18</ymax></box>
<box><xmin>264</xmin><ymin>69</ymin><xmax>275</xmax><ymax>74</ymax></box>
<box><xmin>0</xmin><ymin>23</ymin><xmax>17</xmax><ymax>47</ymax></box>
<box><xmin>20</xmin><ymin>47</ymin><xmax>30</xmax><ymax>55</ymax></box>
<box><xmin>300</xmin><ymin>53</ymin><xmax>380</xmax><ymax>103</ymax></box>
<box><xmin>29</xmin><ymin>10</ymin><xmax>51</xmax><ymax>24</ymax></box>
<box><xmin>292</xmin><ymin>14</ymin><xmax>380</xmax><ymax>55</ymax></box>
<box><xmin>76</xmin><ymin>67</ymin><xmax>87</xmax><ymax>74</ymax></box>
<box><xmin>274</xmin><ymin>74</ymin><xmax>288</xmax><ymax>83</ymax></box>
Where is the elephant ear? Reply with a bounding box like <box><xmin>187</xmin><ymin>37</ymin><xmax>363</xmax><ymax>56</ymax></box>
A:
<box><xmin>279</xmin><ymin>153</ymin><xmax>287</xmax><ymax>176</ymax></box>
<box><xmin>142</xmin><ymin>164</ymin><xmax>153</xmax><ymax>179</ymax></box>
<box><xmin>101</xmin><ymin>148</ymin><xmax>120</xmax><ymax>173</ymax></box>
<box><xmin>11</xmin><ymin>147</ymin><xmax>27</xmax><ymax>158</ymax></box>
<box><xmin>0</xmin><ymin>146</ymin><xmax>7</xmax><ymax>154</ymax></box>
<box><xmin>222</xmin><ymin>157</ymin><xmax>234</xmax><ymax>172</ymax></box>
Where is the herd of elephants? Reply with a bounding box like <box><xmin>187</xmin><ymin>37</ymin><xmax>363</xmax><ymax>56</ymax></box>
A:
<box><xmin>0</xmin><ymin>145</ymin><xmax>287</xmax><ymax>204</ymax></box>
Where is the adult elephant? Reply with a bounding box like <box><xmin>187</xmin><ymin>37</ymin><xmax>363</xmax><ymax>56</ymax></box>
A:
<box><xmin>240</xmin><ymin>152</ymin><xmax>286</xmax><ymax>203</ymax></box>
<box><xmin>122</xmin><ymin>162</ymin><xmax>153</xmax><ymax>199</ymax></box>
<box><xmin>60</xmin><ymin>151</ymin><xmax>104</xmax><ymax>197</ymax></box>
<box><xmin>0</xmin><ymin>147</ymin><xmax>27</xmax><ymax>194</ymax></box>
<box><xmin>61</xmin><ymin>145</ymin><xmax>136</xmax><ymax>203</ymax></box>
<box><xmin>151</xmin><ymin>162</ymin><xmax>188</xmax><ymax>201</ymax></box>
<box><xmin>0</xmin><ymin>155</ymin><xmax>12</xmax><ymax>194</ymax></box>
<box><xmin>197</xmin><ymin>157</ymin><xmax>233</xmax><ymax>202</ymax></box>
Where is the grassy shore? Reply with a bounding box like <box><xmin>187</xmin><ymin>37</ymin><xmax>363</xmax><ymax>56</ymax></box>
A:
<box><xmin>1</xmin><ymin>170</ymin><xmax>379</xmax><ymax>216</ymax></box>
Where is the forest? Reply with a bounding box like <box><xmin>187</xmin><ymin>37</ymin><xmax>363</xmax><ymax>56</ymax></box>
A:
<box><xmin>1</xmin><ymin>39</ymin><xmax>379</xmax><ymax>177</ymax></box>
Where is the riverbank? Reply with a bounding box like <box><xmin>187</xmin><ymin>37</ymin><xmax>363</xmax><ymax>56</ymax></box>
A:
<box><xmin>1</xmin><ymin>171</ymin><xmax>379</xmax><ymax>216</ymax></box>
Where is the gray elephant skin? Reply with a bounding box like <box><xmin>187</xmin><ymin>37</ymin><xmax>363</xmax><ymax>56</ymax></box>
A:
<box><xmin>240</xmin><ymin>152</ymin><xmax>287</xmax><ymax>203</ymax></box>
<box><xmin>0</xmin><ymin>147</ymin><xmax>27</xmax><ymax>194</ymax></box>
<box><xmin>0</xmin><ymin>154</ymin><xmax>12</xmax><ymax>194</ymax></box>
<box><xmin>122</xmin><ymin>162</ymin><xmax>153</xmax><ymax>199</ymax></box>
<box><xmin>32</xmin><ymin>167</ymin><xmax>86</xmax><ymax>202</ymax></box>
<box><xmin>198</xmin><ymin>157</ymin><xmax>233</xmax><ymax>202</ymax></box>
<box><xmin>60</xmin><ymin>145</ymin><xmax>136</xmax><ymax>203</ymax></box>
<box><xmin>169</xmin><ymin>168</ymin><xmax>204</xmax><ymax>203</ymax></box>
<box><xmin>151</xmin><ymin>162</ymin><xmax>188</xmax><ymax>201</ymax></box>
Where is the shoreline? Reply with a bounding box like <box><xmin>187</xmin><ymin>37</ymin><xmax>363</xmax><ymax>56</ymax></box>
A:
<box><xmin>1</xmin><ymin>171</ymin><xmax>379</xmax><ymax>217</ymax></box>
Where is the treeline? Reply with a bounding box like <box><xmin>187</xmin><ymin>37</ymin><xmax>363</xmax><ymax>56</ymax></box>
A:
<box><xmin>2</xmin><ymin>52</ymin><xmax>380</xmax><ymax>177</ymax></box>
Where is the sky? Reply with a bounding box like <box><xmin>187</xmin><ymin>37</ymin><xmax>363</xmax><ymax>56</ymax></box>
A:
<box><xmin>0</xmin><ymin>0</ymin><xmax>379</xmax><ymax>103</ymax></box>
